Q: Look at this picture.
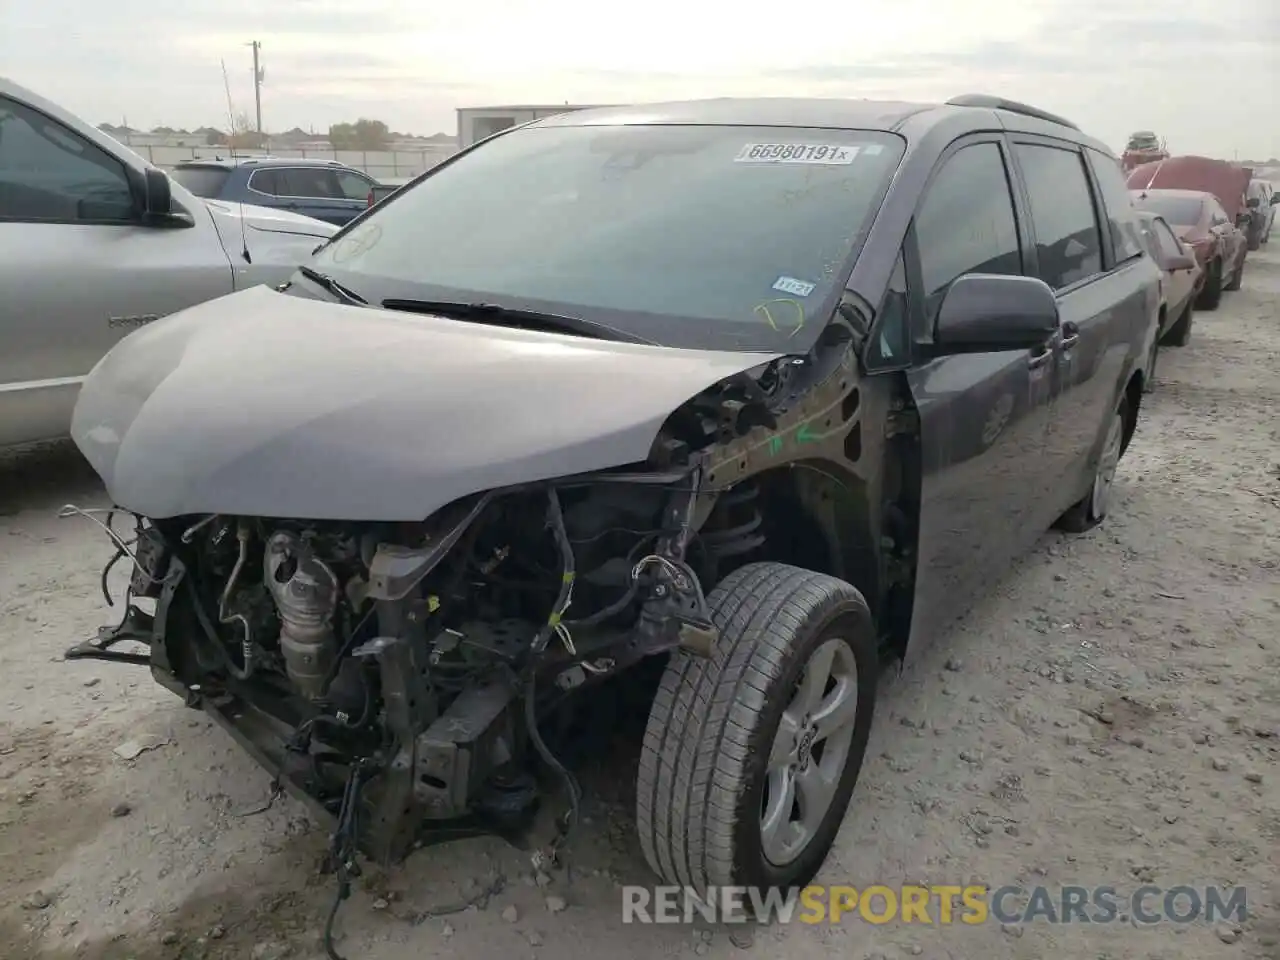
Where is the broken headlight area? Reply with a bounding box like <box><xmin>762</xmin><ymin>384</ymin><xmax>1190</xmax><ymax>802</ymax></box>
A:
<box><xmin>60</xmin><ymin>473</ymin><xmax>733</xmax><ymax>864</ymax></box>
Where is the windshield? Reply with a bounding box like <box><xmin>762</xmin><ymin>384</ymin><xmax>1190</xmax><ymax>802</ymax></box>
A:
<box><xmin>309</xmin><ymin>123</ymin><xmax>905</xmax><ymax>352</ymax></box>
<box><xmin>1131</xmin><ymin>193</ymin><xmax>1203</xmax><ymax>227</ymax></box>
<box><xmin>170</xmin><ymin>165</ymin><xmax>232</xmax><ymax>198</ymax></box>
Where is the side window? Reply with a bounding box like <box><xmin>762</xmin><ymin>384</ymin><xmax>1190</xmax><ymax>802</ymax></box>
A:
<box><xmin>914</xmin><ymin>142</ymin><xmax>1021</xmax><ymax>320</ymax></box>
<box><xmin>248</xmin><ymin>168</ymin><xmax>283</xmax><ymax>196</ymax></box>
<box><xmin>282</xmin><ymin>167</ymin><xmax>341</xmax><ymax>199</ymax></box>
<box><xmin>335</xmin><ymin>170</ymin><xmax>373</xmax><ymax>201</ymax></box>
<box><xmin>1152</xmin><ymin>221</ymin><xmax>1185</xmax><ymax>258</ymax></box>
<box><xmin>0</xmin><ymin>95</ymin><xmax>136</xmax><ymax>223</ymax></box>
<box><xmin>865</xmin><ymin>251</ymin><xmax>909</xmax><ymax>367</ymax></box>
<box><xmin>1208</xmin><ymin>202</ymin><xmax>1229</xmax><ymax>227</ymax></box>
<box><xmin>1014</xmin><ymin>143</ymin><xmax>1104</xmax><ymax>290</ymax></box>
<box><xmin>1086</xmin><ymin>148</ymin><xmax>1144</xmax><ymax>262</ymax></box>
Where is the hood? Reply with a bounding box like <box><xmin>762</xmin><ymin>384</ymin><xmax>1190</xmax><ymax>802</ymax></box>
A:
<box><xmin>203</xmin><ymin>198</ymin><xmax>336</xmax><ymax>240</ymax></box>
<box><xmin>70</xmin><ymin>286</ymin><xmax>780</xmax><ymax>522</ymax></box>
<box><xmin>1126</xmin><ymin>156</ymin><xmax>1253</xmax><ymax>220</ymax></box>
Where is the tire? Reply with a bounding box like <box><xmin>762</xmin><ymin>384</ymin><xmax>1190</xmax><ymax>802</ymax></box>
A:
<box><xmin>1055</xmin><ymin>393</ymin><xmax>1129</xmax><ymax>533</ymax></box>
<box><xmin>1224</xmin><ymin>256</ymin><xmax>1244</xmax><ymax>292</ymax></box>
<box><xmin>636</xmin><ymin>562</ymin><xmax>878</xmax><ymax>900</ymax></box>
<box><xmin>1196</xmin><ymin>260</ymin><xmax>1222</xmax><ymax>311</ymax></box>
<box><xmin>1160</xmin><ymin>301</ymin><xmax>1193</xmax><ymax>348</ymax></box>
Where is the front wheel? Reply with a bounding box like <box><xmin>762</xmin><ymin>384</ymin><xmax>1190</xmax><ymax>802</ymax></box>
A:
<box><xmin>1197</xmin><ymin>260</ymin><xmax>1223</xmax><ymax>311</ymax></box>
<box><xmin>1160</xmin><ymin>301</ymin><xmax>1193</xmax><ymax>348</ymax></box>
<box><xmin>636</xmin><ymin>562</ymin><xmax>878</xmax><ymax>899</ymax></box>
<box><xmin>1224</xmin><ymin>256</ymin><xmax>1244</xmax><ymax>292</ymax></box>
<box><xmin>1056</xmin><ymin>394</ymin><xmax>1129</xmax><ymax>533</ymax></box>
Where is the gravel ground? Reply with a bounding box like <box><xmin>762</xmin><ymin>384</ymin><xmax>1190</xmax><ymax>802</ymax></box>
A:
<box><xmin>2</xmin><ymin>248</ymin><xmax>1278</xmax><ymax>960</ymax></box>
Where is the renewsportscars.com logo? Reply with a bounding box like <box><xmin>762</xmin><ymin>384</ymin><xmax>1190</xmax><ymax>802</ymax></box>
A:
<box><xmin>621</xmin><ymin>884</ymin><xmax>1248</xmax><ymax>927</ymax></box>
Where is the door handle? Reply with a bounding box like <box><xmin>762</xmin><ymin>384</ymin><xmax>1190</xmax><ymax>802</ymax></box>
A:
<box><xmin>1027</xmin><ymin>345</ymin><xmax>1053</xmax><ymax>369</ymax></box>
<box><xmin>1060</xmin><ymin>321</ymin><xmax>1080</xmax><ymax>350</ymax></box>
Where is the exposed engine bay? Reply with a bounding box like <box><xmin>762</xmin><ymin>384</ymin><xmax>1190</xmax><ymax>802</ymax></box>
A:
<box><xmin>62</xmin><ymin>323</ymin><xmax>918</xmax><ymax>950</ymax></box>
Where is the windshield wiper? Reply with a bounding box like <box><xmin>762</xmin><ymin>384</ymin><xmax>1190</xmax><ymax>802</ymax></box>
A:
<box><xmin>380</xmin><ymin>298</ymin><xmax>654</xmax><ymax>344</ymax></box>
<box><xmin>297</xmin><ymin>265</ymin><xmax>368</xmax><ymax>306</ymax></box>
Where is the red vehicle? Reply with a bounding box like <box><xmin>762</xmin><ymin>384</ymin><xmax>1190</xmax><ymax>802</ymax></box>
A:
<box><xmin>1128</xmin><ymin>157</ymin><xmax>1252</xmax><ymax>303</ymax></box>
<box><xmin>1121</xmin><ymin>130</ymin><xmax>1168</xmax><ymax>172</ymax></box>
<box><xmin>1130</xmin><ymin>188</ymin><xmax>1245</xmax><ymax>310</ymax></box>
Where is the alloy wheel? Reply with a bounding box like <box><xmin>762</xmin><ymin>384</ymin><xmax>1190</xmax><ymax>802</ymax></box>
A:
<box><xmin>760</xmin><ymin>638</ymin><xmax>859</xmax><ymax>865</ymax></box>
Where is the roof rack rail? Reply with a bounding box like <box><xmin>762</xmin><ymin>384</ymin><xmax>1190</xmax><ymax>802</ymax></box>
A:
<box><xmin>946</xmin><ymin>94</ymin><xmax>1080</xmax><ymax>131</ymax></box>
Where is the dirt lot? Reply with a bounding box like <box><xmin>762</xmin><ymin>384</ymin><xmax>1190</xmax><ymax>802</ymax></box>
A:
<box><xmin>2</xmin><ymin>249</ymin><xmax>1278</xmax><ymax>960</ymax></box>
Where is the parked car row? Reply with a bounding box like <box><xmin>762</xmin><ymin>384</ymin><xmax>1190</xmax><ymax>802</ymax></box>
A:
<box><xmin>1128</xmin><ymin>155</ymin><xmax>1276</xmax><ymax>324</ymax></box>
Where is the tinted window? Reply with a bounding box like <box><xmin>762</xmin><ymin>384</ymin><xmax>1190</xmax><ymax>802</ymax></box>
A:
<box><xmin>283</xmin><ymin>167</ymin><xmax>340</xmax><ymax>198</ymax></box>
<box><xmin>1086</xmin><ymin>149</ymin><xmax>1144</xmax><ymax>262</ymax></box>
<box><xmin>1131</xmin><ymin>192</ymin><xmax>1204</xmax><ymax>227</ymax></box>
<box><xmin>1014</xmin><ymin>144</ymin><xmax>1104</xmax><ymax>290</ymax></box>
<box><xmin>1151</xmin><ymin>219</ymin><xmax>1184</xmax><ymax>259</ymax></box>
<box><xmin>914</xmin><ymin>142</ymin><xmax>1021</xmax><ymax>315</ymax></box>
<box><xmin>0</xmin><ymin>95</ymin><xmax>135</xmax><ymax>222</ymax></box>
<box><xmin>170</xmin><ymin>165</ymin><xmax>231</xmax><ymax>198</ymax></box>
<box><xmin>335</xmin><ymin>170</ymin><xmax>373</xmax><ymax>200</ymax></box>
<box><xmin>248</xmin><ymin>168</ymin><xmax>283</xmax><ymax>196</ymax></box>
<box><xmin>310</xmin><ymin>124</ymin><xmax>906</xmax><ymax>353</ymax></box>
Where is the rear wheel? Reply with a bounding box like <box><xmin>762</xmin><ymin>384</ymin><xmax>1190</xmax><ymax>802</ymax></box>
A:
<box><xmin>1196</xmin><ymin>260</ymin><xmax>1223</xmax><ymax>310</ymax></box>
<box><xmin>636</xmin><ymin>562</ymin><xmax>878</xmax><ymax>899</ymax></box>
<box><xmin>1056</xmin><ymin>394</ymin><xmax>1129</xmax><ymax>533</ymax></box>
<box><xmin>1160</xmin><ymin>301</ymin><xmax>1193</xmax><ymax>348</ymax></box>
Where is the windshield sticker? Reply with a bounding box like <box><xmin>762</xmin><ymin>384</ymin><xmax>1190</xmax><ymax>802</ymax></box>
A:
<box><xmin>772</xmin><ymin>276</ymin><xmax>816</xmax><ymax>298</ymax></box>
<box><xmin>735</xmin><ymin>143</ymin><xmax>859</xmax><ymax>165</ymax></box>
<box><xmin>753</xmin><ymin>299</ymin><xmax>807</xmax><ymax>337</ymax></box>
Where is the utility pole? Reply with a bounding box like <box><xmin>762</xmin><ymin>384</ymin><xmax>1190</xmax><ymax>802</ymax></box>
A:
<box><xmin>248</xmin><ymin>40</ymin><xmax>263</xmax><ymax>133</ymax></box>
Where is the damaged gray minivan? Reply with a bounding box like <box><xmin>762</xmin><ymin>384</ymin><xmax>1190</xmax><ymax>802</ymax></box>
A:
<box><xmin>64</xmin><ymin>95</ymin><xmax>1158</xmax><ymax>924</ymax></box>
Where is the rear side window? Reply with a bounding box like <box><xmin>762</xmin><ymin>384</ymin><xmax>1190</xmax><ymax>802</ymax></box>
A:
<box><xmin>1086</xmin><ymin>149</ymin><xmax>1144</xmax><ymax>263</ymax></box>
<box><xmin>1014</xmin><ymin>143</ymin><xmax>1104</xmax><ymax>290</ymax></box>
<box><xmin>914</xmin><ymin>142</ymin><xmax>1022</xmax><ymax>318</ymax></box>
<box><xmin>335</xmin><ymin>170</ymin><xmax>374</xmax><ymax>200</ymax></box>
<box><xmin>170</xmin><ymin>165</ymin><xmax>231</xmax><ymax>198</ymax></box>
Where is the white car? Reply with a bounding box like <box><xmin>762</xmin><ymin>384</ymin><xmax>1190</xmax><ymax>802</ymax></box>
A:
<box><xmin>0</xmin><ymin>77</ymin><xmax>338</xmax><ymax>448</ymax></box>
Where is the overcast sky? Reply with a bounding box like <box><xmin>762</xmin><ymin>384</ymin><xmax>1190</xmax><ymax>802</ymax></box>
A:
<box><xmin>3</xmin><ymin>0</ymin><xmax>1277</xmax><ymax>158</ymax></box>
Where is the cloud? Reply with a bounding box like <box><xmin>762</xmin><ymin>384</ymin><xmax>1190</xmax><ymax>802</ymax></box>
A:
<box><xmin>2</xmin><ymin>0</ymin><xmax>1276</xmax><ymax>158</ymax></box>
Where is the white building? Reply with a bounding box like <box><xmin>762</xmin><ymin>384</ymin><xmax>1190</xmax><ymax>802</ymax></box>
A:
<box><xmin>455</xmin><ymin>104</ymin><xmax>618</xmax><ymax>148</ymax></box>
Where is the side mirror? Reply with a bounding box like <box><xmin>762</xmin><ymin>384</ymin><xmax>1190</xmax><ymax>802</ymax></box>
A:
<box><xmin>143</xmin><ymin>168</ymin><xmax>172</xmax><ymax>217</ymax></box>
<box><xmin>1166</xmin><ymin>252</ymin><xmax>1198</xmax><ymax>272</ymax></box>
<box><xmin>1246</xmin><ymin>197</ymin><xmax>1260</xmax><ymax>209</ymax></box>
<box><xmin>933</xmin><ymin>274</ymin><xmax>1060</xmax><ymax>353</ymax></box>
